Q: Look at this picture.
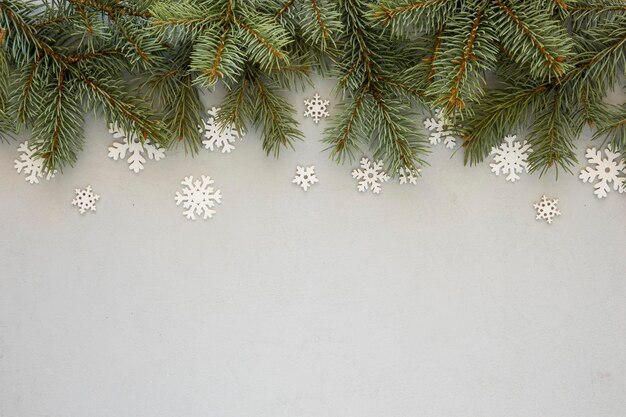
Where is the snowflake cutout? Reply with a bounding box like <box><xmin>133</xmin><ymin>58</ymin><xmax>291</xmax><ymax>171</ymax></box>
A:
<box><xmin>303</xmin><ymin>93</ymin><xmax>330</xmax><ymax>124</ymax></box>
<box><xmin>175</xmin><ymin>175</ymin><xmax>222</xmax><ymax>220</ymax></box>
<box><xmin>398</xmin><ymin>166</ymin><xmax>421</xmax><ymax>185</ymax></box>
<box><xmin>533</xmin><ymin>195</ymin><xmax>561</xmax><ymax>225</ymax></box>
<box><xmin>108</xmin><ymin>124</ymin><xmax>165</xmax><ymax>173</ymax></box>
<box><xmin>71</xmin><ymin>185</ymin><xmax>100</xmax><ymax>215</ymax></box>
<box><xmin>579</xmin><ymin>146</ymin><xmax>626</xmax><ymax>199</ymax></box>
<box><xmin>489</xmin><ymin>134</ymin><xmax>532</xmax><ymax>182</ymax></box>
<box><xmin>352</xmin><ymin>157</ymin><xmax>390</xmax><ymax>194</ymax></box>
<box><xmin>200</xmin><ymin>107</ymin><xmax>245</xmax><ymax>153</ymax></box>
<box><xmin>14</xmin><ymin>141</ymin><xmax>57</xmax><ymax>184</ymax></box>
<box><xmin>292</xmin><ymin>165</ymin><xmax>319</xmax><ymax>191</ymax></box>
<box><xmin>423</xmin><ymin>109</ymin><xmax>457</xmax><ymax>149</ymax></box>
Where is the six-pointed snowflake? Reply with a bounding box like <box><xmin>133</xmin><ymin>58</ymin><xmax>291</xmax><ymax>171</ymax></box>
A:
<box><xmin>423</xmin><ymin>109</ymin><xmax>457</xmax><ymax>149</ymax></box>
<box><xmin>14</xmin><ymin>141</ymin><xmax>57</xmax><ymax>184</ymax></box>
<box><xmin>108</xmin><ymin>123</ymin><xmax>165</xmax><ymax>173</ymax></box>
<box><xmin>200</xmin><ymin>107</ymin><xmax>245</xmax><ymax>153</ymax></box>
<box><xmin>579</xmin><ymin>146</ymin><xmax>626</xmax><ymax>199</ymax></box>
<box><xmin>292</xmin><ymin>165</ymin><xmax>319</xmax><ymax>191</ymax></box>
<box><xmin>175</xmin><ymin>175</ymin><xmax>222</xmax><ymax>220</ymax></box>
<box><xmin>533</xmin><ymin>195</ymin><xmax>561</xmax><ymax>224</ymax></box>
<box><xmin>490</xmin><ymin>134</ymin><xmax>532</xmax><ymax>182</ymax></box>
<box><xmin>352</xmin><ymin>157</ymin><xmax>390</xmax><ymax>194</ymax></box>
<box><xmin>398</xmin><ymin>166</ymin><xmax>421</xmax><ymax>185</ymax></box>
<box><xmin>303</xmin><ymin>93</ymin><xmax>330</xmax><ymax>123</ymax></box>
<box><xmin>72</xmin><ymin>185</ymin><xmax>100</xmax><ymax>214</ymax></box>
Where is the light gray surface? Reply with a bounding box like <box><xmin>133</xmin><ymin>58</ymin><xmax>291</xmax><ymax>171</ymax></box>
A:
<box><xmin>1</xmin><ymin>81</ymin><xmax>625</xmax><ymax>417</ymax></box>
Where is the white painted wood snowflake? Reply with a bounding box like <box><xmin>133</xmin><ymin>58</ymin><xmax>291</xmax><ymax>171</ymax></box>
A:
<box><xmin>108</xmin><ymin>123</ymin><xmax>165</xmax><ymax>173</ymax></box>
<box><xmin>423</xmin><ymin>109</ymin><xmax>457</xmax><ymax>149</ymax></box>
<box><xmin>352</xmin><ymin>157</ymin><xmax>390</xmax><ymax>194</ymax></box>
<box><xmin>490</xmin><ymin>134</ymin><xmax>532</xmax><ymax>182</ymax></box>
<box><xmin>398</xmin><ymin>166</ymin><xmax>421</xmax><ymax>185</ymax></box>
<box><xmin>174</xmin><ymin>175</ymin><xmax>222</xmax><ymax>220</ymax></box>
<box><xmin>292</xmin><ymin>165</ymin><xmax>319</xmax><ymax>191</ymax></box>
<box><xmin>579</xmin><ymin>146</ymin><xmax>626</xmax><ymax>199</ymax></box>
<box><xmin>200</xmin><ymin>107</ymin><xmax>245</xmax><ymax>153</ymax></box>
<box><xmin>14</xmin><ymin>141</ymin><xmax>57</xmax><ymax>184</ymax></box>
<box><xmin>303</xmin><ymin>93</ymin><xmax>330</xmax><ymax>123</ymax></box>
<box><xmin>533</xmin><ymin>195</ymin><xmax>561</xmax><ymax>224</ymax></box>
<box><xmin>71</xmin><ymin>185</ymin><xmax>100</xmax><ymax>215</ymax></box>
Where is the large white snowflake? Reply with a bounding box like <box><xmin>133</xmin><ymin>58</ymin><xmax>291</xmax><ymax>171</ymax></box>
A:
<box><xmin>14</xmin><ymin>141</ymin><xmax>57</xmax><ymax>184</ymax></box>
<box><xmin>398</xmin><ymin>166</ymin><xmax>421</xmax><ymax>185</ymax></box>
<box><xmin>200</xmin><ymin>107</ymin><xmax>245</xmax><ymax>153</ymax></box>
<box><xmin>352</xmin><ymin>157</ymin><xmax>390</xmax><ymax>194</ymax></box>
<box><xmin>175</xmin><ymin>175</ymin><xmax>222</xmax><ymax>220</ymax></box>
<box><xmin>423</xmin><ymin>109</ymin><xmax>457</xmax><ymax>149</ymax></box>
<box><xmin>533</xmin><ymin>194</ymin><xmax>561</xmax><ymax>225</ymax></box>
<box><xmin>303</xmin><ymin>93</ymin><xmax>330</xmax><ymax>123</ymax></box>
<box><xmin>71</xmin><ymin>185</ymin><xmax>100</xmax><ymax>215</ymax></box>
<box><xmin>579</xmin><ymin>146</ymin><xmax>626</xmax><ymax>199</ymax></box>
<box><xmin>292</xmin><ymin>165</ymin><xmax>319</xmax><ymax>191</ymax></box>
<box><xmin>108</xmin><ymin>123</ymin><xmax>165</xmax><ymax>173</ymax></box>
<box><xmin>489</xmin><ymin>134</ymin><xmax>532</xmax><ymax>182</ymax></box>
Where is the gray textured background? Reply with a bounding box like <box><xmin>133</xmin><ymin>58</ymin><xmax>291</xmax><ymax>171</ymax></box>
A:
<box><xmin>1</xmin><ymin>80</ymin><xmax>625</xmax><ymax>417</ymax></box>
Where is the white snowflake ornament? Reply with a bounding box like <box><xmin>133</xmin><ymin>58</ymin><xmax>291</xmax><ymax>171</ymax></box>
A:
<box><xmin>398</xmin><ymin>166</ymin><xmax>421</xmax><ymax>185</ymax></box>
<box><xmin>200</xmin><ymin>107</ymin><xmax>245</xmax><ymax>153</ymax></box>
<box><xmin>352</xmin><ymin>157</ymin><xmax>390</xmax><ymax>194</ymax></box>
<box><xmin>14</xmin><ymin>141</ymin><xmax>57</xmax><ymax>184</ymax></box>
<box><xmin>108</xmin><ymin>123</ymin><xmax>165</xmax><ymax>173</ymax></box>
<box><xmin>423</xmin><ymin>109</ymin><xmax>457</xmax><ymax>149</ymax></box>
<box><xmin>292</xmin><ymin>165</ymin><xmax>319</xmax><ymax>191</ymax></box>
<box><xmin>579</xmin><ymin>146</ymin><xmax>626</xmax><ymax>199</ymax></box>
<box><xmin>175</xmin><ymin>175</ymin><xmax>222</xmax><ymax>220</ymax></box>
<box><xmin>71</xmin><ymin>185</ymin><xmax>100</xmax><ymax>215</ymax></box>
<box><xmin>533</xmin><ymin>195</ymin><xmax>561</xmax><ymax>225</ymax></box>
<box><xmin>490</xmin><ymin>134</ymin><xmax>532</xmax><ymax>182</ymax></box>
<box><xmin>303</xmin><ymin>93</ymin><xmax>330</xmax><ymax>124</ymax></box>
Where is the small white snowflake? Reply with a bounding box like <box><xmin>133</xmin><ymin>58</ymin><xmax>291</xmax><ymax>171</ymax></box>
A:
<box><xmin>303</xmin><ymin>93</ymin><xmax>330</xmax><ymax>124</ymax></box>
<box><xmin>579</xmin><ymin>146</ymin><xmax>626</xmax><ymax>199</ymax></box>
<box><xmin>398</xmin><ymin>166</ymin><xmax>421</xmax><ymax>185</ymax></box>
<box><xmin>14</xmin><ymin>141</ymin><xmax>57</xmax><ymax>184</ymax></box>
<box><xmin>71</xmin><ymin>185</ymin><xmax>100</xmax><ymax>215</ymax></box>
<box><xmin>200</xmin><ymin>107</ymin><xmax>245</xmax><ymax>153</ymax></box>
<box><xmin>490</xmin><ymin>134</ymin><xmax>532</xmax><ymax>182</ymax></box>
<box><xmin>108</xmin><ymin>123</ymin><xmax>165</xmax><ymax>173</ymax></box>
<box><xmin>292</xmin><ymin>165</ymin><xmax>319</xmax><ymax>191</ymax></box>
<box><xmin>352</xmin><ymin>157</ymin><xmax>390</xmax><ymax>194</ymax></box>
<box><xmin>423</xmin><ymin>109</ymin><xmax>457</xmax><ymax>149</ymax></box>
<box><xmin>533</xmin><ymin>195</ymin><xmax>561</xmax><ymax>224</ymax></box>
<box><xmin>175</xmin><ymin>175</ymin><xmax>222</xmax><ymax>220</ymax></box>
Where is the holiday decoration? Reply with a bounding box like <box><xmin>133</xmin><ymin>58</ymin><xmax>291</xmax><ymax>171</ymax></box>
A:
<box><xmin>108</xmin><ymin>123</ymin><xmax>165</xmax><ymax>173</ymax></box>
<box><xmin>398</xmin><ymin>167</ymin><xmax>420</xmax><ymax>185</ymax></box>
<box><xmin>174</xmin><ymin>175</ymin><xmax>222</xmax><ymax>221</ymax></box>
<box><xmin>352</xmin><ymin>157</ymin><xmax>390</xmax><ymax>194</ymax></box>
<box><xmin>200</xmin><ymin>107</ymin><xmax>245</xmax><ymax>154</ymax></box>
<box><xmin>71</xmin><ymin>186</ymin><xmax>100</xmax><ymax>215</ymax></box>
<box><xmin>533</xmin><ymin>195</ymin><xmax>561</xmax><ymax>225</ymax></box>
<box><xmin>303</xmin><ymin>93</ymin><xmax>330</xmax><ymax>124</ymax></box>
<box><xmin>579</xmin><ymin>146</ymin><xmax>626</xmax><ymax>199</ymax></box>
<box><xmin>14</xmin><ymin>141</ymin><xmax>57</xmax><ymax>184</ymax></box>
<box><xmin>292</xmin><ymin>165</ymin><xmax>319</xmax><ymax>191</ymax></box>
<box><xmin>489</xmin><ymin>135</ymin><xmax>532</xmax><ymax>183</ymax></box>
<box><xmin>423</xmin><ymin>110</ymin><xmax>457</xmax><ymax>150</ymax></box>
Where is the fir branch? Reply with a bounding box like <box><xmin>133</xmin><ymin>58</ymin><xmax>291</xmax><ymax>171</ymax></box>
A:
<box><xmin>66</xmin><ymin>0</ymin><xmax>153</xmax><ymax>18</ymax></box>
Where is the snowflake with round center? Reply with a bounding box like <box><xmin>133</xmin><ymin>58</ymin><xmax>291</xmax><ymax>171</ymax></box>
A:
<box><xmin>423</xmin><ymin>109</ymin><xmax>457</xmax><ymax>149</ymax></box>
<box><xmin>398</xmin><ymin>166</ymin><xmax>421</xmax><ymax>185</ymax></box>
<box><xmin>292</xmin><ymin>165</ymin><xmax>319</xmax><ymax>191</ymax></box>
<box><xmin>108</xmin><ymin>123</ymin><xmax>165</xmax><ymax>173</ymax></box>
<box><xmin>303</xmin><ymin>93</ymin><xmax>330</xmax><ymax>124</ymax></box>
<box><xmin>579</xmin><ymin>146</ymin><xmax>626</xmax><ymax>199</ymax></box>
<box><xmin>72</xmin><ymin>185</ymin><xmax>100</xmax><ymax>215</ymax></box>
<box><xmin>352</xmin><ymin>157</ymin><xmax>390</xmax><ymax>194</ymax></box>
<box><xmin>175</xmin><ymin>175</ymin><xmax>222</xmax><ymax>220</ymax></box>
<box><xmin>489</xmin><ymin>134</ymin><xmax>532</xmax><ymax>182</ymax></box>
<box><xmin>200</xmin><ymin>107</ymin><xmax>245</xmax><ymax>153</ymax></box>
<box><xmin>14</xmin><ymin>141</ymin><xmax>57</xmax><ymax>184</ymax></box>
<box><xmin>533</xmin><ymin>195</ymin><xmax>561</xmax><ymax>224</ymax></box>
